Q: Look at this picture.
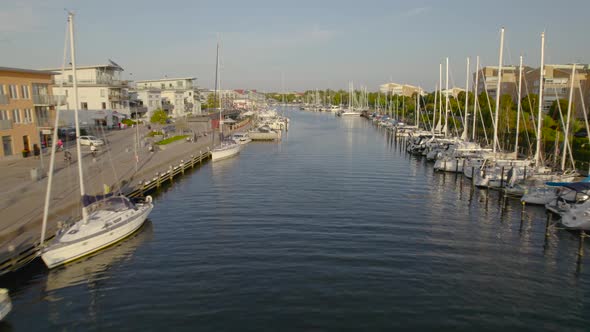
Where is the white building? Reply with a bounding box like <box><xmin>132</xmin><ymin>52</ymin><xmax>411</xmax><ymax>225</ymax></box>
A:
<box><xmin>135</xmin><ymin>77</ymin><xmax>201</xmax><ymax>117</ymax></box>
<box><xmin>379</xmin><ymin>83</ymin><xmax>425</xmax><ymax>97</ymax></box>
<box><xmin>45</xmin><ymin>62</ymin><xmax>131</xmax><ymax>127</ymax></box>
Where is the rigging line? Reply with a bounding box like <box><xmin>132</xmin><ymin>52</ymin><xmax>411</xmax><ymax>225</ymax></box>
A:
<box><xmin>520</xmin><ymin>74</ymin><xmax>535</xmax><ymax>155</ymax></box>
<box><xmin>478</xmin><ymin>61</ymin><xmax>497</xmax><ymax>148</ymax></box>
<box><xmin>447</xmin><ymin>67</ymin><xmax>465</xmax><ymax>137</ymax></box>
<box><xmin>552</xmin><ymin>86</ymin><xmax>576</xmax><ymax>170</ymax></box>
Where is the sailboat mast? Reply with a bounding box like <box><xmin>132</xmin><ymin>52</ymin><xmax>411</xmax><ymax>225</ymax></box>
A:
<box><xmin>432</xmin><ymin>83</ymin><xmax>437</xmax><ymax>134</ymax></box>
<box><xmin>444</xmin><ymin>57</ymin><xmax>449</xmax><ymax>137</ymax></box>
<box><xmin>462</xmin><ymin>57</ymin><xmax>470</xmax><ymax>140</ymax></box>
<box><xmin>416</xmin><ymin>88</ymin><xmax>420</xmax><ymax>127</ymax></box>
<box><xmin>216</xmin><ymin>42</ymin><xmax>222</xmax><ymax>137</ymax></box>
<box><xmin>472</xmin><ymin>56</ymin><xmax>479</xmax><ymax>141</ymax></box>
<box><xmin>561</xmin><ymin>64</ymin><xmax>576</xmax><ymax>171</ymax></box>
<box><xmin>69</xmin><ymin>12</ymin><xmax>88</xmax><ymax>223</ymax></box>
<box><xmin>493</xmin><ymin>27</ymin><xmax>505</xmax><ymax>154</ymax></box>
<box><xmin>438</xmin><ymin>63</ymin><xmax>442</xmax><ymax>132</ymax></box>
<box><xmin>534</xmin><ymin>32</ymin><xmax>545</xmax><ymax>165</ymax></box>
<box><xmin>514</xmin><ymin>55</ymin><xmax>523</xmax><ymax>155</ymax></box>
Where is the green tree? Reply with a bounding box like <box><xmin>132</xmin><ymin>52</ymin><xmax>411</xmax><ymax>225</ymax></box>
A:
<box><xmin>150</xmin><ymin>109</ymin><xmax>168</xmax><ymax>125</ymax></box>
<box><xmin>549</xmin><ymin>99</ymin><xmax>570</xmax><ymax>122</ymax></box>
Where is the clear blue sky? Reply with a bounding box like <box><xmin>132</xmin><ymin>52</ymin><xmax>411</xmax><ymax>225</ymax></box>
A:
<box><xmin>1</xmin><ymin>0</ymin><xmax>589</xmax><ymax>92</ymax></box>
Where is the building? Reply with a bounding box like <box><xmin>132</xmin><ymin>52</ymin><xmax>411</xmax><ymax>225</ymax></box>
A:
<box><xmin>135</xmin><ymin>77</ymin><xmax>201</xmax><ymax>117</ymax></box>
<box><xmin>379</xmin><ymin>83</ymin><xmax>423</xmax><ymax>97</ymax></box>
<box><xmin>0</xmin><ymin>67</ymin><xmax>65</xmax><ymax>158</ymax></box>
<box><xmin>475</xmin><ymin>64</ymin><xmax>590</xmax><ymax>117</ymax></box>
<box><xmin>441</xmin><ymin>87</ymin><xmax>466</xmax><ymax>98</ymax></box>
<box><xmin>476</xmin><ymin>66</ymin><xmax>525</xmax><ymax>102</ymax></box>
<box><xmin>46</xmin><ymin>61</ymin><xmax>132</xmax><ymax>126</ymax></box>
<box><xmin>130</xmin><ymin>88</ymin><xmax>161</xmax><ymax>117</ymax></box>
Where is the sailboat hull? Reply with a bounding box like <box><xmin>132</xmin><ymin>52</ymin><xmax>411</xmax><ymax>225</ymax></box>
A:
<box><xmin>211</xmin><ymin>143</ymin><xmax>240</xmax><ymax>161</ymax></box>
<box><xmin>41</xmin><ymin>203</ymin><xmax>153</xmax><ymax>269</ymax></box>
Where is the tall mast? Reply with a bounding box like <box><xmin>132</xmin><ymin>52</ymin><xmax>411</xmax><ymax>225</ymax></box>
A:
<box><xmin>472</xmin><ymin>56</ymin><xmax>480</xmax><ymax>141</ymax></box>
<box><xmin>432</xmin><ymin>83</ymin><xmax>437</xmax><ymax>134</ymax></box>
<box><xmin>493</xmin><ymin>27</ymin><xmax>505</xmax><ymax>154</ymax></box>
<box><xmin>444</xmin><ymin>57</ymin><xmax>449</xmax><ymax>137</ymax></box>
<box><xmin>69</xmin><ymin>12</ymin><xmax>88</xmax><ymax>223</ymax></box>
<box><xmin>561</xmin><ymin>64</ymin><xmax>576</xmax><ymax>170</ymax></box>
<box><xmin>416</xmin><ymin>88</ymin><xmax>420</xmax><ymax>128</ymax></box>
<box><xmin>534</xmin><ymin>32</ymin><xmax>545</xmax><ymax>165</ymax></box>
<box><xmin>437</xmin><ymin>63</ymin><xmax>442</xmax><ymax>132</ymax></box>
<box><xmin>462</xmin><ymin>57</ymin><xmax>470</xmax><ymax>140</ymax></box>
<box><xmin>514</xmin><ymin>55</ymin><xmax>523</xmax><ymax>155</ymax></box>
<box><xmin>216</xmin><ymin>41</ymin><xmax>222</xmax><ymax>137</ymax></box>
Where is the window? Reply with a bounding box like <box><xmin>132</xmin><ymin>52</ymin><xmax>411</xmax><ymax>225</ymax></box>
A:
<box><xmin>161</xmin><ymin>83</ymin><xmax>165</xmax><ymax>89</ymax></box>
<box><xmin>0</xmin><ymin>110</ymin><xmax>8</xmax><ymax>120</ymax></box>
<box><xmin>149</xmin><ymin>100</ymin><xmax>154</xmax><ymax>107</ymax></box>
<box><xmin>65</xmin><ymin>90</ymin><xmax>68</xmax><ymax>97</ymax></box>
<box><xmin>23</xmin><ymin>109</ymin><xmax>32</xmax><ymax>123</ymax></box>
<box><xmin>81</xmin><ymin>102</ymin><xmax>88</xmax><ymax>110</ymax></box>
<box><xmin>9</xmin><ymin>85</ymin><xmax>18</xmax><ymax>99</ymax></box>
<box><xmin>12</xmin><ymin>109</ymin><xmax>21</xmax><ymax>123</ymax></box>
<box><xmin>35</xmin><ymin>107</ymin><xmax>48</xmax><ymax>124</ymax></box>
<box><xmin>100</xmin><ymin>89</ymin><xmax>106</xmax><ymax>97</ymax></box>
<box><xmin>0</xmin><ymin>85</ymin><xmax>4</xmax><ymax>96</ymax></box>
<box><xmin>21</xmin><ymin>85</ymin><xmax>30</xmax><ymax>99</ymax></box>
<box><xmin>68</xmin><ymin>75</ymin><xmax>73</xmax><ymax>83</ymax></box>
<box><xmin>102</xmin><ymin>102</ymin><xmax>106</xmax><ymax>109</ymax></box>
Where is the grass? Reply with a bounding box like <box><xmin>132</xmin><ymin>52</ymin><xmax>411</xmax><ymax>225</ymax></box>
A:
<box><xmin>155</xmin><ymin>135</ymin><xmax>188</xmax><ymax>145</ymax></box>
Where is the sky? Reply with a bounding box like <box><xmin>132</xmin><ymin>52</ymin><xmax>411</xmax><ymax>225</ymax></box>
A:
<box><xmin>1</xmin><ymin>0</ymin><xmax>589</xmax><ymax>92</ymax></box>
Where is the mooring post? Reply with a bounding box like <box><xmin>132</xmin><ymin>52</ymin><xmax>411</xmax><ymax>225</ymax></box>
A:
<box><xmin>500</xmin><ymin>166</ymin><xmax>505</xmax><ymax>188</ymax></box>
<box><xmin>523</xmin><ymin>166</ymin><xmax>527</xmax><ymax>180</ymax></box>
<box><xmin>156</xmin><ymin>172</ymin><xmax>161</xmax><ymax>188</ymax></box>
<box><xmin>169</xmin><ymin>165</ymin><xmax>174</xmax><ymax>183</ymax></box>
<box><xmin>471</xmin><ymin>167</ymin><xmax>475</xmax><ymax>188</ymax></box>
<box><xmin>455</xmin><ymin>159</ymin><xmax>459</xmax><ymax>173</ymax></box>
<box><xmin>545</xmin><ymin>213</ymin><xmax>552</xmax><ymax>237</ymax></box>
<box><xmin>579</xmin><ymin>231</ymin><xmax>585</xmax><ymax>257</ymax></box>
<box><xmin>180</xmin><ymin>160</ymin><xmax>185</xmax><ymax>175</ymax></box>
<box><xmin>141</xmin><ymin>180</ymin><xmax>145</xmax><ymax>197</ymax></box>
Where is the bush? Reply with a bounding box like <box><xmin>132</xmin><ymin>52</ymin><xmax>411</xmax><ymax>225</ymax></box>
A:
<box><xmin>121</xmin><ymin>118</ymin><xmax>137</xmax><ymax>126</ymax></box>
<box><xmin>147</xmin><ymin>131</ymin><xmax>163</xmax><ymax>137</ymax></box>
<box><xmin>155</xmin><ymin>135</ymin><xmax>188</xmax><ymax>145</ymax></box>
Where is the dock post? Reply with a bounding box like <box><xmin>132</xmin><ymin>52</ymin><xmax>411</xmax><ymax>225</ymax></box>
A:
<box><xmin>200</xmin><ymin>150</ymin><xmax>203</xmax><ymax>164</ymax></box>
<box><xmin>579</xmin><ymin>231</ymin><xmax>586</xmax><ymax>257</ymax></box>
<box><xmin>141</xmin><ymin>180</ymin><xmax>145</xmax><ymax>197</ymax></box>
<box><xmin>471</xmin><ymin>167</ymin><xmax>475</xmax><ymax>188</ymax></box>
<box><xmin>523</xmin><ymin>166</ymin><xmax>527</xmax><ymax>180</ymax></box>
<box><xmin>169</xmin><ymin>165</ymin><xmax>174</xmax><ymax>183</ymax></box>
<box><xmin>500</xmin><ymin>166</ymin><xmax>505</xmax><ymax>188</ymax></box>
<box><xmin>455</xmin><ymin>160</ymin><xmax>459</xmax><ymax>173</ymax></box>
<box><xmin>156</xmin><ymin>172</ymin><xmax>161</xmax><ymax>188</ymax></box>
<box><xmin>545</xmin><ymin>213</ymin><xmax>552</xmax><ymax>237</ymax></box>
<box><xmin>190</xmin><ymin>155</ymin><xmax>194</xmax><ymax>168</ymax></box>
<box><xmin>181</xmin><ymin>160</ymin><xmax>185</xmax><ymax>175</ymax></box>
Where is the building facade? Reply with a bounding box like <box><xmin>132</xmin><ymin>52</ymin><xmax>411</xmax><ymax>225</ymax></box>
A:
<box><xmin>47</xmin><ymin>62</ymin><xmax>131</xmax><ymax>126</ymax></box>
<box><xmin>0</xmin><ymin>67</ymin><xmax>65</xmax><ymax>158</ymax></box>
<box><xmin>379</xmin><ymin>83</ymin><xmax>422</xmax><ymax>97</ymax></box>
<box><xmin>135</xmin><ymin>77</ymin><xmax>201</xmax><ymax>117</ymax></box>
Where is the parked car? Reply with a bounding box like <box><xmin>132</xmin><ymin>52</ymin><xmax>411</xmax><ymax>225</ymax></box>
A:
<box><xmin>574</xmin><ymin>130</ymin><xmax>588</xmax><ymax>138</ymax></box>
<box><xmin>78</xmin><ymin>136</ymin><xmax>104</xmax><ymax>146</ymax></box>
<box><xmin>58</xmin><ymin>128</ymin><xmax>76</xmax><ymax>140</ymax></box>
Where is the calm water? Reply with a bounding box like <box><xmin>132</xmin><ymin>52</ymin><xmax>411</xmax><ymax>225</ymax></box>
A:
<box><xmin>2</xmin><ymin>108</ymin><xmax>590</xmax><ymax>331</ymax></box>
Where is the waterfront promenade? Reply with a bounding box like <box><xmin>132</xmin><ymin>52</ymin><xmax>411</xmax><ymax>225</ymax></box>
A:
<box><xmin>0</xmin><ymin>121</ymin><xmax>225</xmax><ymax>271</ymax></box>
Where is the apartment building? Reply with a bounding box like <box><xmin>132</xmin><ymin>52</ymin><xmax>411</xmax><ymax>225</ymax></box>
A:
<box><xmin>46</xmin><ymin>62</ymin><xmax>131</xmax><ymax>126</ymax></box>
<box><xmin>0</xmin><ymin>67</ymin><xmax>65</xmax><ymax>159</ymax></box>
<box><xmin>379</xmin><ymin>83</ymin><xmax>423</xmax><ymax>97</ymax></box>
<box><xmin>135</xmin><ymin>77</ymin><xmax>201</xmax><ymax>117</ymax></box>
<box><xmin>475</xmin><ymin>64</ymin><xmax>590</xmax><ymax>117</ymax></box>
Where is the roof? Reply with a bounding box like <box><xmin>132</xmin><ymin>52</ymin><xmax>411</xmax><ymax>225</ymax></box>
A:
<box><xmin>562</xmin><ymin>182</ymin><xmax>590</xmax><ymax>192</ymax></box>
<box><xmin>42</xmin><ymin>64</ymin><xmax>124</xmax><ymax>71</ymax></box>
<box><xmin>136</xmin><ymin>77</ymin><xmax>196</xmax><ymax>83</ymax></box>
<box><xmin>0</xmin><ymin>66</ymin><xmax>58</xmax><ymax>75</ymax></box>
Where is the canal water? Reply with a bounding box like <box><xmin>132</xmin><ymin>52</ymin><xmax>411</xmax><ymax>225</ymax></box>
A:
<box><xmin>2</xmin><ymin>108</ymin><xmax>590</xmax><ymax>331</ymax></box>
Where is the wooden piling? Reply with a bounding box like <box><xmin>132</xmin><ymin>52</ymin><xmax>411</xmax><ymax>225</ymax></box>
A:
<box><xmin>579</xmin><ymin>231</ymin><xmax>585</xmax><ymax>257</ymax></box>
<box><xmin>500</xmin><ymin>166</ymin><xmax>505</xmax><ymax>188</ymax></box>
<box><xmin>156</xmin><ymin>172</ymin><xmax>161</xmax><ymax>188</ymax></box>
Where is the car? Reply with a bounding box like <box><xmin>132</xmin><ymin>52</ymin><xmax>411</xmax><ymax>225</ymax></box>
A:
<box><xmin>574</xmin><ymin>130</ymin><xmax>588</xmax><ymax>138</ymax></box>
<box><xmin>78</xmin><ymin>136</ymin><xmax>104</xmax><ymax>146</ymax></box>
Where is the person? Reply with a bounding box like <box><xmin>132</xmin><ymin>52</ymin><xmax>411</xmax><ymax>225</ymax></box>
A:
<box><xmin>57</xmin><ymin>139</ymin><xmax>63</xmax><ymax>151</ymax></box>
<box><xmin>33</xmin><ymin>144</ymin><xmax>40</xmax><ymax>159</ymax></box>
<box><xmin>90</xmin><ymin>144</ymin><xmax>97</xmax><ymax>157</ymax></box>
<box><xmin>64</xmin><ymin>150</ymin><xmax>72</xmax><ymax>163</ymax></box>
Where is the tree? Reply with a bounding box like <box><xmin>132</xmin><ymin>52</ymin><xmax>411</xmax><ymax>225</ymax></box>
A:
<box><xmin>549</xmin><ymin>99</ymin><xmax>570</xmax><ymax>122</ymax></box>
<box><xmin>204</xmin><ymin>93</ymin><xmax>220</xmax><ymax>109</ymax></box>
<box><xmin>150</xmin><ymin>109</ymin><xmax>168</xmax><ymax>125</ymax></box>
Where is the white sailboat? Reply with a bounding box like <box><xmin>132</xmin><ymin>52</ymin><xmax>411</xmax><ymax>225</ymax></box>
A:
<box><xmin>211</xmin><ymin>40</ymin><xmax>240</xmax><ymax>162</ymax></box>
<box><xmin>40</xmin><ymin>13</ymin><xmax>153</xmax><ymax>269</ymax></box>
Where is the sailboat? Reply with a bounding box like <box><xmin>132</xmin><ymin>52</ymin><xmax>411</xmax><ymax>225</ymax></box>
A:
<box><xmin>40</xmin><ymin>13</ymin><xmax>154</xmax><ymax>269</ymax></box>
<box><xmin>340</xmin><ymin>82</ymin><xmax>362</xmax><ymax>116</ymax></box>
<box><xmin>211</xmin><ymin>40</ymin><xmax>240</xmax><ymax>161</ymax></box>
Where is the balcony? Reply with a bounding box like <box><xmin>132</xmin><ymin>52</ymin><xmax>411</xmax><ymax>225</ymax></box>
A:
<box><xmin>52</xmin><ymin>78</ymin><xmax>129</xmax><ymax>87</ymax></box>
<box><xmin>0</xmin><ymin>120</ymin><xmax>12</xmax><ymax>130</ymax></box>
<box><xmin>0</xmin><ymin>95</ymin><xmax>8</xmax><ymax>105</ymax></box>
<box><xmin>32</xmin><ymin>95</ymin><xmax>67</xmax><ymax>106</ymax></box>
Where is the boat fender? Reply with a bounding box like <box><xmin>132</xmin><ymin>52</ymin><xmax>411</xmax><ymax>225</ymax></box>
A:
<box><xmin>146</xmin><ymin>195</ymin><xmax>153</xmax><ymax>204</ymax></box>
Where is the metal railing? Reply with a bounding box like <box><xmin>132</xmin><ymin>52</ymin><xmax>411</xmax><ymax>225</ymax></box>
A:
<box><xmin>53</xmin><ymin>78</ymin><xmax>128</xmax><ymax>86</ymax></box>
<box><xmin>32</xmin><ymin>95</ymin><xmax>67</xmax><ymax>106</ymax></box>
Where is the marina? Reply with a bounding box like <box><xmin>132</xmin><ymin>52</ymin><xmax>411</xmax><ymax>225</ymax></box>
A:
<box><xmin>1</xmin><ymin>109</ymin><xmax>590</xmax><ymax>330</ymax></box>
